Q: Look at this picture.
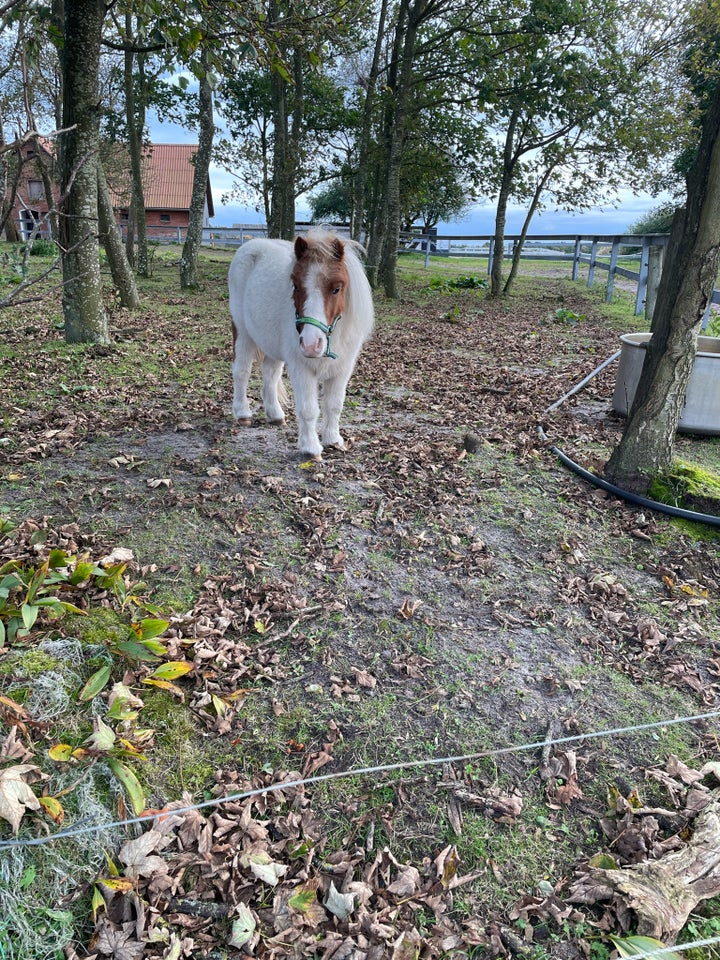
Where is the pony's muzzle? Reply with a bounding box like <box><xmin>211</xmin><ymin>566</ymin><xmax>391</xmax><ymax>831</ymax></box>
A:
<box><xmin>298</xmin><ymin>325</ymin><xmax>327</xmax><ymax>358</ymax></box>
<box><xmin>296</xmin><ymin>316</ymin><xmax>332</xmax><ymax>358</ymax></box>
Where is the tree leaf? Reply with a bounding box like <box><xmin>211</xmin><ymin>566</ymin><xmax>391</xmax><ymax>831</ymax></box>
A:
<box><xmin>85</xmin><ymin>716</ymin><xmax>116</xmax><ymax>752</ymax></box>
<box><xmin>48</xmin><ymin>743</ymin><xmax>74</xmax><ymax>762</ymax></box>
<box><xmin>147</xmin><ymin>661</ymin><xmax>194</xmax><ymax>681</ymax></box>
<box><xmin>0</xmin><ymin>764</ymin><xmax>42</xmax><ymax>832</ymax></box>
<box><xmin>229</xmin><ymin>903</ymin><xmax>256</xmax><ymax>948</ymax></box>
<box><xmin>289</xmin><ymin>886</ymin><xmax>317</xmax><ymax>913</ymax></box>
<box><xmin>131</xmin><ymin>618</ymin><xmax>170</xmax><ymax>641</ymax></box>
<box><xmin>78</xmin><ymin>663</ymin><xmax>112</xmax><ymax>701</ymax></box>
<box><xmin>106</xmin><ymin>758</ymin><xmax>145</xmax><ymax>815</ymax></box>
<box><xmin>38</xmin><ymin>795</ymin><xmax>65</xmax><ymax>824</ymax></box>
<box><xmin>324</xmin><ymin>881</ymin><xmax>356</xmax><ymax>920</ymax></box>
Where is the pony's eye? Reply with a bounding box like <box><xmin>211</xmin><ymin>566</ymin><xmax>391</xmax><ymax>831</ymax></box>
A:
<box><xmin>332</xmin><ymin>286</ymin><xmax>341</xmax><ymax>295</ymax></box>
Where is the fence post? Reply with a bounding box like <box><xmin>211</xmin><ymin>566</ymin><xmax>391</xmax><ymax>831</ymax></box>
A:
<box><xmin>424</xmin><ymin>236</ymin><xmax>430</xmax><ymax>269</ymax></box>
<box><xmin>635</xmin><ymin>237</ymin><xmax>651</xmax><ymax>315</ymax></box>
<box><xmin>645</xmin><ymin>243</ymin><xmax>664</xmax><ymax>323</ymax></box>
<box><xmin>571</xmin><ymin>237</ymin><xmax>581</xmax><ymax>280</ymax></box>
<box><xmin>606</xmin><ymin>238</ymin><xmax>620</xmax><ymax>303</ymax></box>
<box><xmin>587</xmin><ymin>238</ymin><xmax>599</xmax><ymax>288</ymax></box>
<box><xmin>487</xmin><ymin>239</ymin><xmax>494</xmax><ymax>276</ymax></box>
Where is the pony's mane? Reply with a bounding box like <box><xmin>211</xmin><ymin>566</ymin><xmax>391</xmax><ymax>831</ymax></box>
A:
<box><xmin>303</xmin><ymin>227</ymin><xmax>365</xmax><ymax>263</ymax></box>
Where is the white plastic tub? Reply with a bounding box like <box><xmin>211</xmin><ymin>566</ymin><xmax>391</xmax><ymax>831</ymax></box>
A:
<box><xmin>612</xmin><ymin>332</ymin><xmax>720</xmax><ymax>435</ymax></box>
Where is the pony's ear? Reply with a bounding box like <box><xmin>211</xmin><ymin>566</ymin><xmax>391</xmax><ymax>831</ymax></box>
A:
<box><xmin>295</xmin><ymin>236</ymin><xmax>309</xmax><ymax>260</ymax></box>
<box><xmin>331</xmin><ymin>237</ymin><xmax>345</xmax><ymax>261</ymax></box>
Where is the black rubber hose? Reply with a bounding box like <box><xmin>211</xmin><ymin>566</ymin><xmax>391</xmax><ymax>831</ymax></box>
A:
<box><xmin>542</xmin><ymin>355</ymin><xmax>720</xmax><ymax>528</ymax></box>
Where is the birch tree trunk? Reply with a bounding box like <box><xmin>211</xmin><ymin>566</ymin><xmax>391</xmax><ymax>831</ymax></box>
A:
<box><xmin>180</xmin><ymin>55</ymin><xmax>214</xmax><ymax>289</ymax></box>
<box><xmin>604</xmin><ymin>81</ymin><xmax>720</xmax><ymax>490</ymax></box>
<box><xmin>58</xmin><ymin>0</ymin><xmax>109</xmax><ymax>344</ymax></box>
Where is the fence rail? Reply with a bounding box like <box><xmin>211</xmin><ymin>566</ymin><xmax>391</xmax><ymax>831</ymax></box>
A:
<box><xmin>14</xmin><ymin>221</ymin><xmax>720</xmax><ymax>325</ymax></box>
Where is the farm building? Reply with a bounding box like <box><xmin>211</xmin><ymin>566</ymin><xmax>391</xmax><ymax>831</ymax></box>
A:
<box><xmin>9</xmin><ymin>141</ymin><xmax>213</xmax><ymax>241</ymax></box>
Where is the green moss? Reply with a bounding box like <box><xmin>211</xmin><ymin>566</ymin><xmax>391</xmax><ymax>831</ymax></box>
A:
<box><xmin>648</xmin><ymin>458</ymin><xmax>720</xmax><ymax>512</ymax></box>
<box><xmin>0</xmin><ymin>648</ymin><xmax>60</xmax><ymax>678</ymax></box>
<box><xmin>65</xmin><ymin>607</ymin><xmax>130</xmax><ymax>648</ymax></box>
<box><xmin>140</xmin><ymin>690</ymin><xmax>218</xmax><ymax>799</ymax></box>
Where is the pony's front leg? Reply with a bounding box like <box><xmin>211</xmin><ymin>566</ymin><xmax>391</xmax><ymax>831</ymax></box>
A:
<box><xmin>320</xmin><ymin>374</ymin><xmax>349</xmax><ymax>449</ymax></box>
<box><xmin>261</xmin><ymin>356</ymin><xmax>285</xmax><ymax>425</ymax></box>
<box><xmin>232</xmin><ymin>325</ymin><xmax>255</xmax><ymax>425</ymax></box>
<box><xmin>287</xmin><ymin>364</ymin><xmax>322</xmax><ymax>457</ymax></box>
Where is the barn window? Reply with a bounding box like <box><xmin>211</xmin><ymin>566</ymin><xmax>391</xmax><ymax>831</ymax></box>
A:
<box><xmin>27</xmin><ymin>180</ymin><xmax>44</xmax><ymax>201</ymax></box>
<box><xmin>160</xmin><ymin>213</ymin><xmax>171</xmax><ymax>222</ymax></box>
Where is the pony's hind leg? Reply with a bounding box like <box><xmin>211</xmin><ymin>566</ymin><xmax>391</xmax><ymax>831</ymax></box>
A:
<box><xmin>232</xmin><ymin>325</ymin><xmax>255</xmax><ymax>424</ymax></box>
<box><xmin>261</xmin><ymin>356</ymin><xmax>286</xmax><ymax>425</ymax></box>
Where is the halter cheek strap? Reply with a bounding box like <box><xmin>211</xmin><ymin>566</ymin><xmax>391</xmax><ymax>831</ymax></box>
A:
<box><xmin>295</xmin><ymin>312</ymin><xmax>341</xmax><ymax>360</ymax></box>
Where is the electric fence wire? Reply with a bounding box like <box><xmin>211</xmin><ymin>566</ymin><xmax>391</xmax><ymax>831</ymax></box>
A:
<box><xmin>1</xmin><ymin>708</ymin><xmax>718</xmax><ymax>850</ymax></box>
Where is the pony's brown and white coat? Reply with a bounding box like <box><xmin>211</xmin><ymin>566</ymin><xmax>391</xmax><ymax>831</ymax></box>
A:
<box><xmin>229</xmin><ymin>230</ymin><xmax>374</xmax><ymax>457</ymax></box>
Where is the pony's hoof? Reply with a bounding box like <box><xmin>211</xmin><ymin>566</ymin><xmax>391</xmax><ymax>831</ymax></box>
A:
<box><xmin>267</xmin><ymin>418</ymin><xmax>286</xmax><ymax>426</ymax></box>
<box><xmin>235</xmin><ymin>417</ymin><xmax>252</xmax><ymax>427</ymax></box>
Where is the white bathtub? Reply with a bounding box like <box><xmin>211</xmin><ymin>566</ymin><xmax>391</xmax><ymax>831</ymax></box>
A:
<box><xmin>612</xmin><ymin>332</ymin><xmax>720</xmax><ymax>435</ymax></box>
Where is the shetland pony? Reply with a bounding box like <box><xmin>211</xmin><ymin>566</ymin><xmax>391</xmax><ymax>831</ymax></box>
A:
<box><xmin>229</xmin><ymin>230</ymin><xmax>374</xmax><ymax>457</ymax></box>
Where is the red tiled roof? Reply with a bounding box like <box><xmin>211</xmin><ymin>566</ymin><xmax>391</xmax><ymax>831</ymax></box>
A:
<box><xmin>111</xmin><ymin>143</ymin><xmax>214</xmax><ymax>217</ymax></box>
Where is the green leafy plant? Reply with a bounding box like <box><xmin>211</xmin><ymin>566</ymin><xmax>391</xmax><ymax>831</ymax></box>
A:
<box><xmin>429</xmin><ymin>274</ymin><xmax>488</xmax><ymax>292</ymax></box>
<box><xmin>548</xmin><ymin>307</ymin><xmax>586</xmax><ymax>325</ymax></box>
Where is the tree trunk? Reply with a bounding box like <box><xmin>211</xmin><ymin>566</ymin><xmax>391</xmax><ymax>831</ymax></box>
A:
<box><xmin>380</xmin><ymin>0</ymin><xmax>425</xmax><ymax>299</ymax></box>
<box><xmin>503</xmin><ymin>164</ymin><xmax>554</xmax><ymax>295</ymax></box>
<box><xmin>490</xmin><ymin>111</ymin><xmax>519</xmax><ymax>298</ymax></box>
<box><xmin>180</xmin><ymin>54</ymin><xmax>214</xmax><ymax>289</ymax></box>
<box><xmin>97</xmin><ymin>160</ymin><xmax>140</xmax><ymax>310</ymax></box>
<box><xmin>125</xmin><ymin>14</ymin><xmax>149</xmax><ymax>277</ymax></box>
<box><xmin>605</xmin><ymin>81</ymin><xmax>720</xmax><ymax>490</ymax></box>
<box><xmin>31</xmin><ymin>137</ymin><xmax>59</xmax><ymax>240</ymax></box>
<box><xmin>58</xmin><ymin>0</ymin><xmax>109</xmax><ymax>344</ymax></box>
<box><xmin>268</xmin><ymin>65</ymin><xmax>290</xmax><ymax>239</ymax></box>
<box><xmin>352</xmin><ymin>0</ymin><xmax>389</xmax><ymax>243</ymax></box>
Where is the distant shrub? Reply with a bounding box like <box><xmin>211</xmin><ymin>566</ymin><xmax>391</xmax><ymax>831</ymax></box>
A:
<box><xmin>24</xmin><ymin>237</ymin><xmax>58</xmax><ymax>257</ymax></box>
<box><xmin>626</xmin><ymin>202</ymin><xmax>677</xmax><ymax>235</ymax></box>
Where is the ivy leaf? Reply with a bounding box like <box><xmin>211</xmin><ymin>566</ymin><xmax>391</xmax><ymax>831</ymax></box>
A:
<box><xmin>48</xmin><ymin>743</ymin><xmax>74</xmax><ymax>762</ymax></box>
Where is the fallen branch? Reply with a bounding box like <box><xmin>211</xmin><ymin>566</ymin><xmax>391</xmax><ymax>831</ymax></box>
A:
<box><xmin>569</xmin><ymin>796</ymin><xmax>720</xmax><ymax>941</ymax></box>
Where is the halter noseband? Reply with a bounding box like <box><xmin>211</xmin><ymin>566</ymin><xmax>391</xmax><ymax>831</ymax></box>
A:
<box><xmin>295</xmin><ymin>312</ymin><xmax>341</xmax><ymax>360</ymax></box>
